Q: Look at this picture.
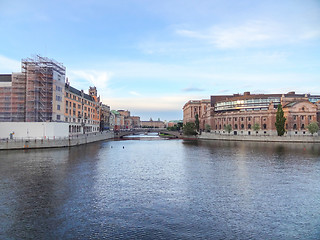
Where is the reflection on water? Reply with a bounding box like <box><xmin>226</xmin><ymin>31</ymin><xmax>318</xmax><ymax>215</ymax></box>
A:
<box><xmin>0</xmin><ymin>139</ymin><xmax>320</xmax><ymax>239</ymax></box>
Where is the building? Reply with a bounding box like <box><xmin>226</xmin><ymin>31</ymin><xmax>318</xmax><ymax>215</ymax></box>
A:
<box><xmin>100</xmin><ymin>104</ymin><xmax>111</xmax><ymax>131</ymax></box>
<box><xmin>182</xmin><ymin>99</ymin><xmax>210</xmax><ymax>130</ymax></box>
<box><xmin>141</xmin><ymin>118</ymin><xmax>166</xmax><ymax>128</ymax></box>
<box><xmin>64</xmin><ymin>83</ymin><xmax>100</xmax><ymax>134</ymax></box>
<box><xmin>0</xmin><ymin>55</ymin><xmax>66</xmax><ymax>122</ymax></box>
<box><xmin>210</xmin><ymin>92</ymin><xmax>320</xmax><ymax>136</ymax></box>
<box><xmin>183</xmin><ymin>92</ymin><xmax>320</xmax><ymax>135</ymax></box>
<box><xmin>131</xmin><ymin>116</ymin><xmax>141</xmax><ymax>128</ymax></box>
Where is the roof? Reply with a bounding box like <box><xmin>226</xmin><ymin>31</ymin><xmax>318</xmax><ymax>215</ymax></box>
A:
<box><xmin>111</xmin><ymin>110</ymin><xmax>120</xmax><ymax>115</ymax></box>
<box><xmin>0</xmin><ymin>74</ymin><xmax>12</xmax><ymax>82</ymax></box>
<box><xmin>283</xmin><ymin>101</ymin><xmax>315</xmax><ymax>108</ymax></box>
<box><xmin>65</xmin><ymin>84</ymin><xmax>95</xmax><ymax>101</ymax></box>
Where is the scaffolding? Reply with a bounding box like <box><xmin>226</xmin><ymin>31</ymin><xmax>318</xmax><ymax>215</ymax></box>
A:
<box><xmin>11</xmin><ymin>73</ymin><xmax>27</xmax><ymax>121</ymax></box>
<box><xmin>22</xmin><ymin>55</ymin><xmax>66</xmax><ymax>122</ymax></box>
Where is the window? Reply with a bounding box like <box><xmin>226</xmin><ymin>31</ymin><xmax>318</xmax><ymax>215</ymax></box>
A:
<box><xmin>241</xmin><ymin>124</ymin><xmax>244</xmax><ymax>129</ymax></box>
<box><xmin>66</xmin><ymin>100</ymin><xmax>68</xmax><ymax>106</ymax></box>
<box><xmin>301</xmin><ymin>116</ymin><xmax>305</xmax><ymax>120</ymax></box>
<box><xmin>309</xmin><ymin>116</ymin><xmax>312</xmax><ymax>120</ymax></box>
<box><xmin>248</xmin><ymin>124</ymin><xmax>251</xmax><ymax>129</ymax></box>
<box><xmin>301</xmin><ymin>124</ymin><xmax>305</xmax><ymax>129</ymax></box>
<box><xmin>241</xmin><ymin>117</ymin><xmax>244</xmax><ymax>121</ymax></box>
<box><xmin>293</xmin><ymin>124</ymin><xmax>297</xmax><ymax>129</ymax></box>
<box><xmin>57</xmin><ymin>105</ymin><xmax>60</xmax><ymax>110</ymax></box>
<box><xmin>293</xmin><ymin>115</ymin><xmax>297</xmax><ymax>120</ymax></box>
<box><xmin>73</xmin><ymin>103</ymin><xmax>76</xmax><ymax>108</ymax></box>
<box><xmin>263</xmin><ymin>124</ymin><xmax>267</xmax><ymax>129</ymax></box>
<box><xmin>247</xmin><ymin>117</ymin><xmax>251</xmax><ymax>121</ymax></box>
<box><xmin>57</xmin><ymin>115</ymin><xmax>60</xmax><ymax>120</ymax></box>
<box><xmin>234</xmin><ymin>124</ymin><xmax>238</xmax><ymax>129</ymax></box>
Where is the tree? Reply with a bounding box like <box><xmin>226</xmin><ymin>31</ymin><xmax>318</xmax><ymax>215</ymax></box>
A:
<box><xmin>195</xmin><ymin>114</ymin><xmax>200</xmax><ymax>132</ymax></box>
<box><xmin>307</xmin><ymin>122</ymin><xmax>319</xmax><ymax>135</ymax></box>
<box><xmin>183</xmin><ymin>122</ymin><xmax>198</xmax><ymax>136</ymax></box>
<box><xmin>275</xmin><ymin>104</ymin><xmax>286</xmax><ymax>136</ymax></box>
<box><xmin>205</xmin><ymin>124</ymin><xmax>211</xmax><ymax>132</ymax></box>
<box><xmin>224</xmin><ymin>124</ymin><xmax>232</xmax><ymax>134</ymax></box>
<box><xmin>253</xmin><ymin>123</ymin><xmax>260</xmax><ymax>135</ymax></box>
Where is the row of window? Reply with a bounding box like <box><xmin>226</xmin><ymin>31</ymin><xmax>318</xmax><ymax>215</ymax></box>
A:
<box><xmin>293</xmin><ymin>115</ymin><xmax>313</xmax><ymax>120</ymax></box>
<box><xmin>216</xmin><ymin>123</ymin><xmax>267</xmax><ymax>130</ymax></box>
<box><xmin>66</xmin><ymin>93</ymin><xmax>96</xmax><ymax>106</ymax></box>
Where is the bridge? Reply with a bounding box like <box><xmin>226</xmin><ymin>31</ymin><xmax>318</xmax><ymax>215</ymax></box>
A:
<box><xmin>114</xmin><ymin>128</ymin><xmax>183</xmax><ymax>139</ymax></box>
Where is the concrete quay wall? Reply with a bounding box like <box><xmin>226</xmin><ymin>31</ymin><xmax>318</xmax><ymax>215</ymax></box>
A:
<box><xmin>0</xmin><ymin>131</ymin><xmax>114</xmax><ymax>150</ymax></box>
<box><xmin>198</xmin><ymin>132</ymin><xmax>320</xmax><ymax>143</ymax></box>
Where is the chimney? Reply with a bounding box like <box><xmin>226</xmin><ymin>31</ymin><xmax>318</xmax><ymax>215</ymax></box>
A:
<box><xmin>244</xmin><ymin>91</ymin><xmax>250</xmax><ymax>96</ymax></box>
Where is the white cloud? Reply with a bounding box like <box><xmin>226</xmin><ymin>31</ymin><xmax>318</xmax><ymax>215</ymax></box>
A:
<box><xmin>103</xmin><ymin>94</ymin><xmax>205</xmax><ymax>112</ymax></box>
<box><xmin>129</xmin><ymin>91</ymin><xmax>141</xmax><ymax>96</ymax></box>
<box><xmin>68</xmin><ymin>69</ymin><xmax>113</xmax><ymax>99</ymax></box>
<box><xmin>0</xmin><ymin>55</ymin><xmax>20</xmax><ymax>73</ymax></box>
<box><xmin>176</xmin><ymin>20</ymin><xmax>320</xmax><ymax>49</ymax></box>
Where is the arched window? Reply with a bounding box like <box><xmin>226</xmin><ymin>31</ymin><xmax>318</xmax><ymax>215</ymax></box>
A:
<box><xmin>263</xmin><ymin>124</ymin><xmax>267</xmax><ymax>129</ymax></box>
<box><xmin>241</xmin><ymin>124</ymin><xmax>244</xmax><ymax>129</ymax></box>
<box><xmin>293</xmin><ymin>124</ymin><xmax>297</xmax><ymax>129</ymax></box>
<box><xmin>219</xmin><ymin>124</ymin><xmax>221</xmax><ymax>129</ymax></box>
<box><xmin>248</xmin><ymin>124</ymin><xmax>251</xmax><ymax>129</ymax></box>
<box><xmin>301</xmin><ymin>124</ymin><xmax>305</xmax><ymax>129</ymax></box>
<box><xmin>234</xmin><ymin>124</ymin><xmax>238</xmax><ymax>129</ymax></box>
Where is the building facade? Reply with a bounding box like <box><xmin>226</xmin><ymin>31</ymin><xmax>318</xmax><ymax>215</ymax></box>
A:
<box><xmin>64</xmin><ymin>84</ymin><xmax>100</xmax><ymax>134</ymax></box>
<box><xmin>0</xmin><ymin>56</ymin><xmax>66</xmax><ymax>122</ymax></box>
<box><xmin>182</xmin><ymin>99</ymin><xmax>210</xmax><ymax>130</ymax></box>
<box><xmin>210</xmin><ymin>92</ymin><xmax>320</xmax><ymax>136</ymax></box>
<box><xmin>183</xmin><ymin>92</ymin><xmax>320</xmax><ymax>135</ymax></box>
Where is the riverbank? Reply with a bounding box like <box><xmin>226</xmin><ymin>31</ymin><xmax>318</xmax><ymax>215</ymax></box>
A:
<box><xmin>0</xmin><ymin>131</ymin><xmax>114</xmax><ymax>150</ymax></box>
<box><xmin>198</xmin><ymin>132</ymin><xmax>320</xmax><ymax>143</ymax></box>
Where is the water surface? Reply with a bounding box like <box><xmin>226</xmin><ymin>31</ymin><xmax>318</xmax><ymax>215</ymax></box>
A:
<box><xmin>1</xmin><ymin>137</ymin><xmax>320</xmax><ymax>239</ymax></box>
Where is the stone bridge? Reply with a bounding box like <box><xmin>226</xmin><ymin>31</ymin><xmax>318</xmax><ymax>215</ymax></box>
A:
<box><xmin>114</xmin><ymin>128</ymin><xmax>183</xmax><ymax>138</ymax></box>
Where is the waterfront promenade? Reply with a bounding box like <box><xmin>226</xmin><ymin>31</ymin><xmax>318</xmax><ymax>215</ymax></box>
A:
<box><xmin>0</xmin><ymin>131</ymin><xmax>114</xmax><ymax>150</ymax></box>
<box><xmin>198</xmin><ymin>132</ymin><xmax>320</xmax><ymax>143</ymax></box>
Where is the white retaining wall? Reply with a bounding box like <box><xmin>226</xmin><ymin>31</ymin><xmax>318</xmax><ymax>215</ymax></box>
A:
<box><xmin>0</xmin><ymin>122</ymin><xmax>69</xmax><ymax>139</ymax></box>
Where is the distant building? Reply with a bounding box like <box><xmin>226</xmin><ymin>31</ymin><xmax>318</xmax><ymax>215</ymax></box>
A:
<box><xmin>183</xmin><ymin>91</ymin><xmax>320</xmax><ymax>135</ymax></box>
<box><xmin>100</xmin><ymin>104</ymin><xmax>111</xmax><ymax>131</ymax></box>
<box><xmin>141</xmin><ymin>119</ymin><xmax>166</xmax><ymax>128</ymax></box>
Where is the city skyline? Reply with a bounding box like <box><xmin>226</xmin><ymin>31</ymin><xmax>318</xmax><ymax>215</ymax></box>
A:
<box><xmin>0</xmin><ymin>0</ymin><xmax>319</xmax><ymax>120</ymax></box>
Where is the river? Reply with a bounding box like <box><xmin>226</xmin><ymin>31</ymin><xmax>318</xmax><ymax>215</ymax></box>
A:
<box><xmin>1</xmin><ymin>134</ymin><xmax>320</xmax><ymax>239</ymax></box>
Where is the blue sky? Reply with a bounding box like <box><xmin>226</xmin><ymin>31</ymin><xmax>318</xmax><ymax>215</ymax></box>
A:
<box><xmin>0</xmin><ymin>0</ymin><xmax>319</xmax><ymax>120</ymax></box>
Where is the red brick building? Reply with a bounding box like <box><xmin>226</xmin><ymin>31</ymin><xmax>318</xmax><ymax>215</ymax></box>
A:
<box><xmin>183</xmin><ymin>92</ymin><xmax>320</xmax><ymax>135</ymax></box>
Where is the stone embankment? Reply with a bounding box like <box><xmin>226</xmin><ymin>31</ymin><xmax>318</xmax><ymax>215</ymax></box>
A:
<box><xmin>0</xmin><ymin>131</ymin><xmax>114</xmax><ymax>150</ymax></box>
<box><xmin>198</xmin><ymin>132</ymin><xmax>320</xmax><ymax>143</ymax></box>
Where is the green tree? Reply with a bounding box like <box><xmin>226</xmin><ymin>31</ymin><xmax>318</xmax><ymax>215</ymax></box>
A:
<box><xmin>183</xmin><ymin>122</ymin><xmax>198</xmax><ymax>136</ymax></box>
<box><xmin>275</xmin><ymin>104</ymin><xmax>286</xmax><ymax>136</ymax></box>
<box><xmin>307</xmin><ymin>122</ymin><xmax>319</xmax><ymax>135</ymax></box>
<box><xmin>253</xmin><ymin>123</ymin><xmax>260</xmax><ymax>135</ymax></box>
<box><xmin>195</xmin><ymin>114</ymin><xmax>200</xmax><ymax>132</ymax></box>
<box><xmin>224</xmin><ymin>124</ymin><xmax>232</xmax><ymax>134</ymax></box>
<box><xmin>205</xmin><ymin>124</ymin><xmax>211</xmax><ymax>132</ymax></box>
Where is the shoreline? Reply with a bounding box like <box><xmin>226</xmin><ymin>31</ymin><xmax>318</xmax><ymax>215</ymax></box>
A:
<box><xmin>0</xmin><ymin>131</ymin><xmax>114</xmax><ymax>150</ymax></box>
<box><xmin>197</xmin><ymin>132</ymin><xmax>320</xmax><ymax>143</ymax></box>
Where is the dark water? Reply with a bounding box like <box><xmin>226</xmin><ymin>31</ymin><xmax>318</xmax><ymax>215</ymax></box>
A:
<box><xmin>1</xmin><ymin>136</ymin><xmax>320</xmax><ymax>239</ymax></box>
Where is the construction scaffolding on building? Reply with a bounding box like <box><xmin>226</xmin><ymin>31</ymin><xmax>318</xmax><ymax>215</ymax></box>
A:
<box><xmin>22</xmin><ymin>55</ymin><xmax>66</xmax><ymax>122</ymax></box>
<box><xmin>11</xmin><ymin>73</ymin><xmax>27</xmax><ymax>121</ymax></box>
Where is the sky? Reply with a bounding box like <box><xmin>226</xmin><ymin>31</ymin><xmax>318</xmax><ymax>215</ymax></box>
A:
<box><xmin>0</xmin><ymin>0</ymin><xmax>319</xmax><ymax>121</ymax></box>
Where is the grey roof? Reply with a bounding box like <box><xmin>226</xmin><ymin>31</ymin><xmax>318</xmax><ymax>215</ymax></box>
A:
<box><xmin>0</xmin><ymin>74</ymin><xmax>12</xmax><ymax>82</ymax></box>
